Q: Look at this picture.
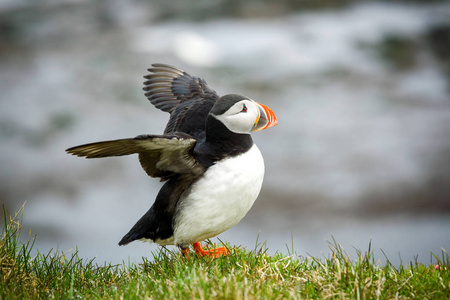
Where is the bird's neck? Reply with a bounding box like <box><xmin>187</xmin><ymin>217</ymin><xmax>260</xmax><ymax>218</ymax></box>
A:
<box><xmin>196</xmin><ymin>116</ymin><xmax>254</xmax><ymax>167</ymax></box>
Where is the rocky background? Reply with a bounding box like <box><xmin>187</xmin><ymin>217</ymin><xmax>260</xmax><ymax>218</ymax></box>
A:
<box><xmin>1</xmin><ymin>0</ymin><xmax>449</xmax><ymax>265</ymax></box>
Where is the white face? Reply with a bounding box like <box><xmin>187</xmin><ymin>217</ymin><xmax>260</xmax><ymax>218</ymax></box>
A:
<box><xmin>212</xmin><ymin>99</ymin><xmax>260</xmax><ymax>134</ymax></box>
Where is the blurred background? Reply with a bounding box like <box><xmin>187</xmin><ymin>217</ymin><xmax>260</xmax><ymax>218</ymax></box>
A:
<box><xmin>1</xmin><ymin>0</ymin><xmax>449</xmax><ymax>266</ymax></box>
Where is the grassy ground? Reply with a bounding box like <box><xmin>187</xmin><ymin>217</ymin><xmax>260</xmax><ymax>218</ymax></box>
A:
<box><xmin>1</xmin><ymin>206</ymin><xmax>449</xmax><ymax>299</ymax></box>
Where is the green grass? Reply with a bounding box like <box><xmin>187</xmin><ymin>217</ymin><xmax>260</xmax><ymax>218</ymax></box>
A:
<box><xmin>1</xmin><ymin>206</ymin><xmax>449</xmax><ymax>299</ymax></box>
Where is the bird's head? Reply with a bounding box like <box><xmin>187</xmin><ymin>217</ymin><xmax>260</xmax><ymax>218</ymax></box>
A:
<box><xmin>210</xmin><ymin>94</ymin><xmax>278</xmax><ymax>135</ymax></box>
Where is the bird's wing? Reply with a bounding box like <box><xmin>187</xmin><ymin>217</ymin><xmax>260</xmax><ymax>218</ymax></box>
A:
<box><xmin>66</xmin><ymin>133</ymin><xmax>205</xmax><ymax>180</ymax></box>
<box><xmin>143</xmin><ymin>63</ymin><xmax>219</xmax><ymax>135</ymax></box>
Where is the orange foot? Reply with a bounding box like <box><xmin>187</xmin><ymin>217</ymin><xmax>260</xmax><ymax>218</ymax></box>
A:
<box><xmin>181</xmin><ymin>242</ymin><xmax>229</xmax><ymax>259</ymax></box>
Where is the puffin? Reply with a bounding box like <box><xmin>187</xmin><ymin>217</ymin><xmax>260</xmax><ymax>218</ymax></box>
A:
<box><xmin>66</xmin><ymin>63</ymin><xmax>278</xmax><ymax>258</ymax></box>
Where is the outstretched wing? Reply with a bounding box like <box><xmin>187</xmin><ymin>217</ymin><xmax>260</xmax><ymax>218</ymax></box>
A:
<box><xmin>66</xmin><ymin>133</ymin><xmax>205</xmax><ymax>180</ymax></box>
<box><xmin>143</xmin><ymin>63</ymin><xmax>219</xmax><ymax>136</ymax></box>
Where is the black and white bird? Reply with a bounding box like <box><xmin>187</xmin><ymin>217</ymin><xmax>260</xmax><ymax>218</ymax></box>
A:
<box><xmin>66</xmin><ymin>64</ymin><xmax>278</xmax><ymax>257</ymax></box>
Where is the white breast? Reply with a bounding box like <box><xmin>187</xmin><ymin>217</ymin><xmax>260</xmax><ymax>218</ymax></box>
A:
<box><xmin>173</xmin><ymin>144</ymin><xmax>265</xmax><ymax>248</ymax></box>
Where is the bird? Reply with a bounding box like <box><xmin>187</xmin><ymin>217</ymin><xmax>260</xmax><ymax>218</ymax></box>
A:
<box><xmin>66</xmin><ymin>63</ymin><xmax>278</xmax><ymax>258</ymax></box>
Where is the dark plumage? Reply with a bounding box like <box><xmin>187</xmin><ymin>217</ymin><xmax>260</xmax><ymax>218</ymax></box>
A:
<box><xmin>144</xmin><ymin>64</ymin><xmax>218</xmax><ymax>136</ymax></box>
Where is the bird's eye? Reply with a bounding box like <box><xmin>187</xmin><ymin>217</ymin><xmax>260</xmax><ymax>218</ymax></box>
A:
<box><xmin>241</xmin><ymin>104</ymin><xmax>248</xmax><ymax>113</ymax></box>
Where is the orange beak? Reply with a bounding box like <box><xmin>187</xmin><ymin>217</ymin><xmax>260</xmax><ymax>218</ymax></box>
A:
<box><xmin>253</xmin><ymin>102</ymin><xmax>278</xmax><ymax>131</ymax></box>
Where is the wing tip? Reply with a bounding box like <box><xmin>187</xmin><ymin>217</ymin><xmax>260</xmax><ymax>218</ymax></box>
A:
<box><xmin>118</xmin><ymin>231</ymin><xmax>142</xmax><ymax>246</ymax></box>
<box><xmin>147</xmin><ymin>63</ymin><xmax>185</xmax><ymax>76</ymax></box>
<box><xmin>65</xmin><ymin>147</ymin><xmax>87</xmax><ymax>158</ymax></box>
<box><xmin>118</xmin><ymin>239</ymin><xmax>129</xmax><ymax>246</ymax></box>
<box><xmin>65</xmin><ymin>144</ymin><xmax>104</xmax><ymax>158</ymax></box>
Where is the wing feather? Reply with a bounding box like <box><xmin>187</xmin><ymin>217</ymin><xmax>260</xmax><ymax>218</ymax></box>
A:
<box><xmin>67</xmin><ymin>64</ymin><xmax>218</xmax><ymax>178</ymax></box>
<box><xmin>66</xmin><ymin>133</ymin><xmax>204</xmax><ymax>180</ymax></box>
<box><xmin>142</xmin><ymin>64</ymin><xmax>219</xmax><ymax>135</ymax></box>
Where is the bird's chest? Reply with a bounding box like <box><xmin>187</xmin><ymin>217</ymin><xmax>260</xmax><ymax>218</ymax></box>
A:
<box><xmin>173</xmin><ymin>145</ymin><xmax>265</xmax><ymax>245</ymax></box>
<box><xmin>193</xmin><ymin>144</ymin><xmax>265</xmax><ymax>212</ymax></box>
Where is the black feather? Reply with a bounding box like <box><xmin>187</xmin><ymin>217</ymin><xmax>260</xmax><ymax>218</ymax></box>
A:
<box><xmin>142</xmin><ymin>64</ymin><xmax>219</xmax><ymax>135</ymax></box>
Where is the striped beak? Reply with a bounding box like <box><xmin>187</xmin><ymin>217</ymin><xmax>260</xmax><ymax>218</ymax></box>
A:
<box><xmin>253</xmin><ymin>102</ymin><xmax>278</xmax><ymax>131</ymax></box>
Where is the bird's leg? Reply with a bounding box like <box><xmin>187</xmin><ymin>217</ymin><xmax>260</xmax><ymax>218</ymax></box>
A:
<box><xmin>192</xmin><ymin>242</ymin><xmax>229</xmax><ymax>258</ymax></box>
<box><xmin>181</xmin><ymin>247</ymin><xmax>190</xmax><ymax>259</ymax></box>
